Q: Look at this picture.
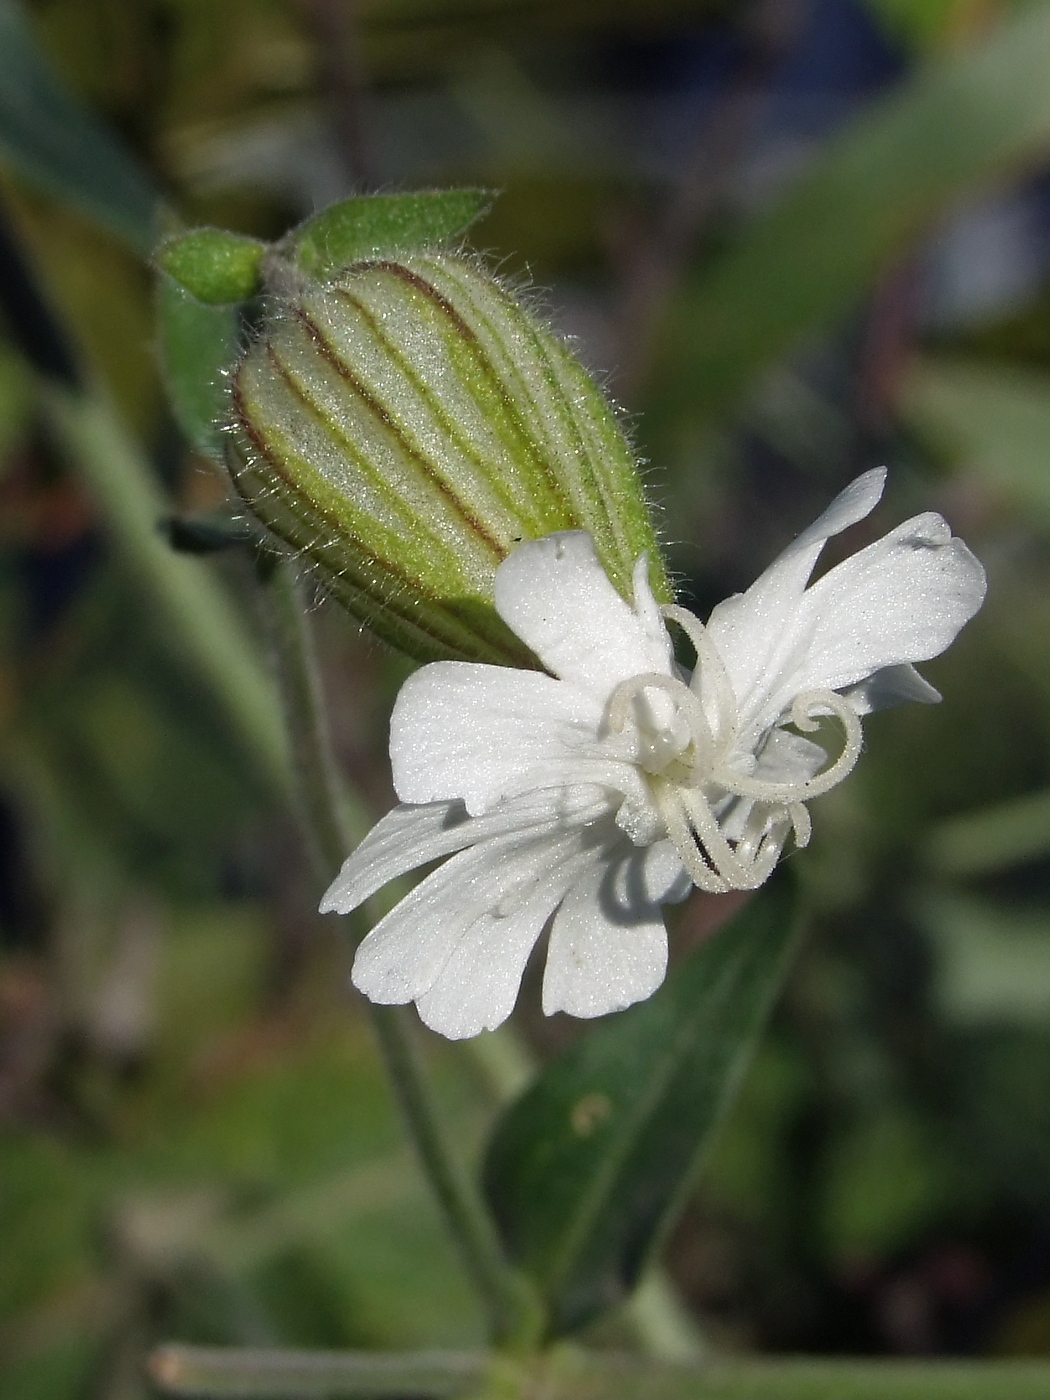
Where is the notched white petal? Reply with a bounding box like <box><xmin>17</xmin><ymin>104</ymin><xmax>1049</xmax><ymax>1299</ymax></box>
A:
<box><xmin>845</xmin><ymin>662</ymin><xmax>941</xmax><ymax>715</ymax></box>
<box><xmin>390</xmin><ymin>660</ymin><xmax>611</xmax><ymax>812</ymax></box>
<box><xmin>704</xmin><ymin>469</ymin><xmax>887</xmax><ymax>721</ymax></box>
<box><xmin>494</xmin><ymin>531</ymin><xmax>673</xmax><ymax>702</ymax></box>
<box><xmin>542</xmin><ymin>849</ymin><xmax>670</xmax><ymax>1019</ymax></box>
<box><xmin>415</xmin><ymin>886</ymin><xmax>565</xmax><ymax>1039</ymax></box>
<box><xmin>353</xmin><ymin>824</ymin><xmax>599</xmax><ymax>1037</ymax></box>
<box><xmin>320</xmin><ymin>800</ymin><xmax>469</xmax><ymax>915</ymax></box>
<box><xmin>757</xmin><ymin>513</ymin><xmax>986</xmax><ymax>726</ymax></box>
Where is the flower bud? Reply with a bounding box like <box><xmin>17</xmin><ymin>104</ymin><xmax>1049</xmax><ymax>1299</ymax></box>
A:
<box><xmin>228</xmin><ymin>252</ymin><xmax>667</xmax><ymax>665</ymax></box>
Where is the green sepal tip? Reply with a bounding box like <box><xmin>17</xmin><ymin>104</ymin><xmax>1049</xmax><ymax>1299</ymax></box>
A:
<box><xmin>155</xmin><ymin>228</ymin><xmax>267</xmax><ymax>304</ymax></box>
<box><xmin>283</xmin><ymin>189</ymin><xmax>495</xmax><ymax>281</ymax></box>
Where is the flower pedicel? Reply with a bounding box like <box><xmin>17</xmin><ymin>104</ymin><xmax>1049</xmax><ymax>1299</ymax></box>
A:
<box><xmin>322</xmin><ymin>468</ymin><xmax>986</xmax><ymax>1039</ymax></box>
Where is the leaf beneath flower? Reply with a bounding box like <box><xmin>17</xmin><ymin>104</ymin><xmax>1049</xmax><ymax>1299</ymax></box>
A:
<box><xmin>482</xmin><ymin>879</ymin><xmax>804</xmax><ymax>1337</ymax></box>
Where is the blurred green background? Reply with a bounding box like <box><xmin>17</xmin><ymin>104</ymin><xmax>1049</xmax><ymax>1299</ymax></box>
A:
<box><xmin>6</xmin><ymin>0</ymin><xmax>1050</xmax><ymax>1392</ymax></box>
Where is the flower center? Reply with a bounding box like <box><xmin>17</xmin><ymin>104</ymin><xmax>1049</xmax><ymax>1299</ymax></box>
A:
<box><xmin>603</xmin><ymin>605</ymin><xmax>863</xmax><ymax>893</ymax></box>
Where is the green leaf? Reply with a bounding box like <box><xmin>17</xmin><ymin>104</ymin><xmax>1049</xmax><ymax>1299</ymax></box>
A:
<box><xmin>0</xmin><ymin>0</ymin><xmax>158</xmax><ymax>254</ymax></box>
<box><xmin>917</xmin><ymin>892</ymin><xmax>1050</xmax><ymax>1024</ymax></box>
<box><xmin>156</xmin><ymin>229</ymin><xmax>267</xmax><ymax>305</ymax></box>
<box><xmin>649</xmin><ymin>0</ymin><xmax>1050</xmax><ymax>430</ymax></box>
<box><xmin>156</xmin><ymin>274</ymin><xmax>240</xmax><ymax>462</ymax></box>
<box><xmin>482</xmin><ymin>882</ymin><xmax>803</xmax><ymax>1337</ymax></box>
<box><xmin>285</xmin><ymin>189</ymin><xmax>494</xmax><ymax>280</ymax></box>
<box><xmin>900</xmin><ymin>356</ymin><xmax>1050</xmax><ymax>521</ymax></box>
<box><xmin>866</xmin><ymin>0</ymin><xmax>972</xmax><ymax>52</ymax></box>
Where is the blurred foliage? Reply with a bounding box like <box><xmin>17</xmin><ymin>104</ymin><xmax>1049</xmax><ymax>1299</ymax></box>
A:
<box><xmin>5</xmin><ymin>0</ymin><xmax>1050</xmax><ymax>1394</ymax></box>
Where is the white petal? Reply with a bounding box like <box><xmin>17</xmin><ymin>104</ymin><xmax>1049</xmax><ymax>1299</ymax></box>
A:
<box><xmin>414</xmin><ymin>855</ymin><xmax>586</xmax><ymax>1038</ymax></box>
<box><xmin>320</xmin><ymin>801</ymin><xmax>471</xmax><ymax>915</ymax></box>
<box><xmin>844</xmin><ymin>662</ymin><xmax>941</xmax><ymax>715</ymax></box>
<box><xmin>702</xmin><ymin>470</ymin><xmax>886</xmax><ymax>711</ymax></box>
<box><xmin>352</xmin><ymin>823</ymin><xmax>599</xmax><ymax>1036</ymax></box>
<box><xmin>737</xmin><ymin>512</ymin><xmax>986</xmax><ymax>742</ymax></box>
<box><xmin>753</xmin><ymin>727</ymin><xmax>828</xmax><ymax>784</ymax></box>
<box><xmin>631</xmin><ymin>552</ymin><xmax>673</xmax><ymax>658</ymax></box>
<box><xmin>321</xmin><ymin>787</ymin><xmax>613</xmax><ymax>915</ymax></box>
<box><xmin>541</xmin><ymin>842</ymin><xmax>674</xmax><ymax>1019</ymax></box>
<box><xmin>640</xmin><ymin>838</ymin><xmax>693</xmax><ymax>904</ymax></box>
<box><xmin>494</xmin><ymin>532</ymin><xmax>674</xmax><ymax>703</ymax></box>
<box><xmin>390</xmin><ymin>661</ymin><xmax>640</xmax><ymax>813</ymax></box>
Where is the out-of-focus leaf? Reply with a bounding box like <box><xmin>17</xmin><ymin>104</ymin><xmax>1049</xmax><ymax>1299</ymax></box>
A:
<box><xmin>866</xmin><ymin>0</ymin><xmax>995</xmax><ymax>52</ymax></box>
<box><xmin>926</xmin><ymin>787</ymin><xmax>1050</xmax><ymax>876</ymax></box>
<box><xmin>649</xmin><ymin>0</ymin><xmax>1050</xmax><ymax>430</ymax></box>
<box><xmin>286</xmin><ymin>190</ymin><xmax>493</xmax><ymax>280</ymax></box>
<box><xmin>900</xmin><ymin>356</ymin><xmax>1050</xmax><ymax>520</ymax></box>
<box><xmin>156</xmin><ymin>274</ymin><xmax>241</xmax><ymax>461</ymax></box>
<box><xmin>917</xmin><ymin>893</ymin><xmax>1050</xmax><ymax>1024</ymax></box>
<box><xmin>38</xmin><ymin>384</ymin><xmax>290</xmax><ymax>801</ymax></box>
<box><xmin>948</xmin><ymin>1025</ymin><xmax>1050</xmax><ymax>1210</ymax></box>
<box><xmin>0</xmin><ymin>0</ymin><xmax>158</xmax><ymax>253</ymax></box>
<box><xmin>483</xmin><ymin>883</ymin><xmax>802</xmax><ymax>1337</ymax></box>
<box><xmin>0</xmin><ymin>338</ymin><xmax>32</xmax><ymax>463</ymax></box>
<box><xmin>156</xmin><ymin>229</ymin><xmax>267</xmax><ymax>305</ymax></box>
<box><xmin>6</xmin><ymin>193</ymin><xmax>163</xmax><ymax>430</ymax></box>
<box><xmin>820</xmin><ymin>1105</ymin><xmax>959</xmax><ymax>1262</ymax></box>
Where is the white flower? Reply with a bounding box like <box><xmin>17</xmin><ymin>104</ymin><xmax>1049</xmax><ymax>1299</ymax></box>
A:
<box><xmin>321</xmin><ymin>469</ymin><xmax>986</xmax><ymax>1039</ymax></box>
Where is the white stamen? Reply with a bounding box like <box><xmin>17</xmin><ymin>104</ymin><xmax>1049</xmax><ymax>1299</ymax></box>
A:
<box><xmin>653</xmin><ymin>782</ymin><xmax>729</xmax><ymax>893</ymax></box>
<box><xmin>715</xmin><ymin>689</ymin><xmax>862</xmax><ymax>803</ymax></box>
<box><xmin>602</xmin><ymin>611</ymin><xmax>864</xmax><ymax>893</ymax></box>
<box><xmin>662</xmin><ymin>604</ymin><xmax>739</xmax><ymax>745</ymax></box>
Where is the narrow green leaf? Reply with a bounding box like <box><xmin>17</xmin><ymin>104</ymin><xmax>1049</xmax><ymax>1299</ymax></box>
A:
<box><xmin>286</xmin><ymin>189</ymin><xmax>494</xmax><ymax>280</ymax></box>
<box><xmin>0</xmin><ymin>0</ymin><xmax>158</xmax><ymax>253</ymax></box>
<box><xmin>156</xmin><ymin>229</ymin><xmax>267</xmax><ymax>305</ymax></box>
<box><xmin>901</xmin><ymin>356</ymin><xmax>1050</xmax><ymax>521</ymax></box>
<box><xmin>483</xmin><ymin>882</ymin><xmax>803</xmax><ymax>1337</ymax></box>
<box><xmin>917</xmin><ymin>892</ymin><xmax>1050</xmax><ymax>1025</ymax></box>
<box><xmin>156</xmin><ymin>274</ymin><xmax>240</xmax><ymax>462</ymax></box>
<box><xmin>649</xmin><ymin>0</ymin><xmax>1050</xmax><ymax>428</ymax></box>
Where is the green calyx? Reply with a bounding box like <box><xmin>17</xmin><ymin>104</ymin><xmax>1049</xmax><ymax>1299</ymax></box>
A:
<box><xmin>154</xmin><ymin>191</ymin><xmax>668</xmax><ymax>666</ymax></box>
<box><xmin>228</xmin><ymin>253</ymin><xmax>669</xmax><ymax>666</ymax></box>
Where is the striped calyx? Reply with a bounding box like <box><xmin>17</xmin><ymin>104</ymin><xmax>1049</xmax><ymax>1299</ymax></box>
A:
<box><xmin>229</xmin><ymin>252</ymin><xmax>668</xmax><ymax>665</ymax></box>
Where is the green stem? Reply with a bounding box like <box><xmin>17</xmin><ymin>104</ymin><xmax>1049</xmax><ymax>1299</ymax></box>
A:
<box><xmin>261</xmin><ymin>560</ymin><xmax>541</xmax><ymax>1348</ymax></box>
<box><xmin>148</xmin><ymin>1346</ymin><xmax>484</xmax><ymax>1399</ymax></box>
<box><xmin>259</xmin><ymin>556</ymin><xmax>370</xmax><ymax>863</ymax></box>
<box><xmin>149</xmin><ymin>1346</ymin><xmax>1050</xmax><ymax>1400</ymax></box>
